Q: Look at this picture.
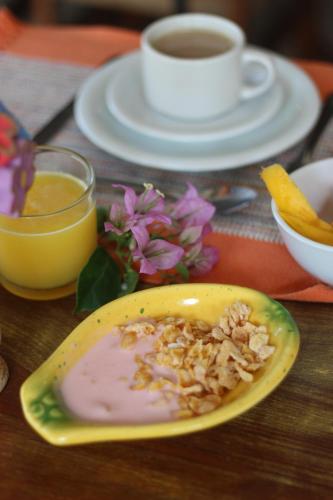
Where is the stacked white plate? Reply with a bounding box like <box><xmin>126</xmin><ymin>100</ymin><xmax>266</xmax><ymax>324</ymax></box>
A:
<box><xmin>74</xmin><ymin>49</ymin><xmax>321</xmax><ymax>172</ymax></box>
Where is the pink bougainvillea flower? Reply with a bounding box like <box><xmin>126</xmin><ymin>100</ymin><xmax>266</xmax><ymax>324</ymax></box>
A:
<box><xmin>0</xmin><ymin>140</ymin><xmax>35</xmax><ymax>216</ymax></box>
<box><xmin>10</xmin><ymin>140</ymin><xmax>35</xmax><ymax>214</ymax></box>
<box><xmin>104</xmin><ymin>202</ymin><xmax>136</xmax><ymax>235</ymax></box>
<box><xmin>0</xmin><ymin>167</ymin><xmax>14</xmax><ymax>214</ymax></box>
<box><xmin>113</xmin><ymin>183</ymin><xmax>137</xmax><ymax>215</ymax></box>
<box><xmin>132</xmin><ymin>225</ymin><xmax>184</xmax><ymax>275</ymax></box>
<box><xmin>112</xmin><ymin>183</ymin><xmax>171</xmax><ymax>227</ymax></box>
<box><xmin>169</xmin><ymin>183</ymin><xmax>215</xmax><ymax>229</ymax></box>
<box><xmin>183</xmin><ymin>242</ymin><xmax>219</xmax><ymax>277</ymax></box>
<box><xmin>131</xmin><ymin>223</ymin><xmax>149</xmax><ymax>249</ymax></box>
<box><xmin>135</xmin><ymin>183</ymin><xmax>165</xmax><ymax>214</ymax></box>
<box><xmin>179</xmin><ymin>223</ymin><xmax>213</xmax><ymax>247</ymax></box>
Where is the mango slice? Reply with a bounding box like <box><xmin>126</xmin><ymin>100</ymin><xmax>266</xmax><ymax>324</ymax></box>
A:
<box><xmin>280</xmin><ymin>211</ymin><xmax>333</xmax><ymax>246</ymax></box>
<box><xmin>261</xmin><ymin>163</ymin><xmax>333</xmax><ymax>245</ymax></box>
<box><xmin>261</xmin><ymin>164</ymin><xmax>318</xmax><ymax>221</ymax></box>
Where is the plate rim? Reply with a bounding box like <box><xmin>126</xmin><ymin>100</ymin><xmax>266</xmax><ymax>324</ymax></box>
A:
<box><xmin>74</xmin><ymin>48</ymin><xmax>321</xmax><ymax>172</ymax></box>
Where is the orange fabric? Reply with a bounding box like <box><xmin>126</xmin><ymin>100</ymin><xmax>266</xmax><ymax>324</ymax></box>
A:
<box><xmin>0</xmin><ymin>7</ymin><xmax>332</xmax><ymax>302</ymax></box>
<box><xmin>192</xmin><ymin>233</ymin><xmax>333</xmax><ymax>302</ymax></box>
<box><xmin>295</xmin><ymin>59</ymin><xmax>333</xmax><ymax>100</ymax></box>
<box><xmin>0</xmin><ymin>8</ymin><xmax>139</xmax><ymax>65</ymax></box>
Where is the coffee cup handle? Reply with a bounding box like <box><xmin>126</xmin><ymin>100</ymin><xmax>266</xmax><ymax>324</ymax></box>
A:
<box><xmin>240</xmin><ymin>49</ymin><xmax>276</xmax><ymax>100</ymax></box>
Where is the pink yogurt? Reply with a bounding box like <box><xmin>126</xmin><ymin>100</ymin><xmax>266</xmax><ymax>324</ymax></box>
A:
<box><xmin>59</xmin><ymin>329</ymin><xmax>180</xmax><ymax>424</ymax></box>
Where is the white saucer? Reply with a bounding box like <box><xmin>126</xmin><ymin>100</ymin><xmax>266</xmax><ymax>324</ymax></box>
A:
<box><xmin>105</xmin><ymin>54</ymin><xmax>284</xmax><ymax>143</ymax></box>
<box><xmin>74</xmin><ymin>49</ymin><xmax>321</xmax><ymax>172</ymax></box>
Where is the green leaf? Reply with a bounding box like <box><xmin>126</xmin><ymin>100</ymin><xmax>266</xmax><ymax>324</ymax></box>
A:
<box><xmin>75</xmin><ymin>246</ymin><xmax>122</xmax><ymax>312</ymax></box>
<box><xmin>175</xmin><ymin>262</ymin><xmax>189</xmax><ymax>282</ymax></box>
<box><xmin>118</xmin><ymin>267</ymin><xmax>139</xmax><ymax>297</ymax></box>
<box><xmin>96</xmin><ymin>206</ymin><xmax>109</xmax><ymax>234</ymax></box>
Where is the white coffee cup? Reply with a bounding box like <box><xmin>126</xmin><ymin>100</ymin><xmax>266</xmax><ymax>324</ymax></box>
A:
<box><xmin>141</xmin><ymin>13</ymin><xmax>276</xmax><ymax>121</ymax></box>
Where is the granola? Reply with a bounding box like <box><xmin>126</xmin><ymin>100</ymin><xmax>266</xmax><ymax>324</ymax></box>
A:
<box><xmin>117</xmin><ymin>301</ymin><xmax>275</xmax><ymax>419</ymax></box>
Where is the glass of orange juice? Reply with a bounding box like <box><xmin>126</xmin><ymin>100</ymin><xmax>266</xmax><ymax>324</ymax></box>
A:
<box><xmin>0</xmin><ymin>145</ymin><xmax>97</xmax><ymax>300</ymax></box>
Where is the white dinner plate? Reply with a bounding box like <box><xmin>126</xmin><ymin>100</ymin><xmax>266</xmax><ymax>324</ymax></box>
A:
<box><xmin>74</xmin><ymin>49</ymin><xmax>321</xmax><ymax>172</ymax></box>
<box><xmin>105</xmin><ymin>53</ymin><xmax>284</xmax><ymax>143</ymax></box>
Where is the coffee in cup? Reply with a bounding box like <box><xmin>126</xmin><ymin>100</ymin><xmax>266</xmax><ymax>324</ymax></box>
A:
<box><xmin>151</xmin><ymin>29</ymin><xmax>234</xmax><ymax>59</ymax></box>
<box><xmin>141</xmin><ymin>14</ymin><xmax>276</xmax><ymax>121</ymax></box>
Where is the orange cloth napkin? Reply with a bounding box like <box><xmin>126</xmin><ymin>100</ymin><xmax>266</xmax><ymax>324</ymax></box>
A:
<box><xmin>1</xmin><ymin>7</ymin><xmax>333</xmax><ymax>302</ymax></box>
<box><xmin>0</xmin><ymin>8</ymin><xmax>139</xmax><ymax>65</ymax></box>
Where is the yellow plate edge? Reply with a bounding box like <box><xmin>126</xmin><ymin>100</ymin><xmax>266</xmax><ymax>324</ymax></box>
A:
<box><xmin>20</xmin><ymin>283</ymin><xmax>300</xmax><ymax>446</ymax></box>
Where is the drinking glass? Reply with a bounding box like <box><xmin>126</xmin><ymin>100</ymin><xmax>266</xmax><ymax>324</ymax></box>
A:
<box><xmin>0</xmin><ymin>146</ymin><xmax>97</xmax><ymax>300</ymax></box>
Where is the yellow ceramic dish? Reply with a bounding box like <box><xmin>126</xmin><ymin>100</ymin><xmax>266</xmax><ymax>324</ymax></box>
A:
<box><xmin>20</xmin><ymin>284</ymin><xmax>300</xmax><ymax>446</ymax></box>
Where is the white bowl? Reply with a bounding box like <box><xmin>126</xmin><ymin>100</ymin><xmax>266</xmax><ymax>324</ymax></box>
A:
<box><xmin>271</xmin><ymin>158</ymin><xmax>333</xmax><ymax>286</ymax></box>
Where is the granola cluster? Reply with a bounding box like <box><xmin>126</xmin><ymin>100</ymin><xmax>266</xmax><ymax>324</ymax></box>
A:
<box><xmin>117</xmin><ymin>302</ymin><xmax>275</xmax><ymax>419</ymax></box>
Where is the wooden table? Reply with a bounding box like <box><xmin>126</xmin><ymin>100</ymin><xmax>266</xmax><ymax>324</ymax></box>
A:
<box><xmin>0</xmin><ymin>285</ymin><xmax>332</xmax><ymax>499</ymax></box>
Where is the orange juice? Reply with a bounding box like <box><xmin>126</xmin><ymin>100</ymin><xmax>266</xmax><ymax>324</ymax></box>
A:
<box><xmin>0</xmin><ymin>170</ymin><xmax>97</xmax><ymax>299</ymax></box>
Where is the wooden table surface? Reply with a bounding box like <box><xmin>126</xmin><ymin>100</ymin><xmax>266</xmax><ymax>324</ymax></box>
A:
<box><xmin>0</xmin><ymin>286</ymin><xmax>332</xmax><ymax>500</ymax></box>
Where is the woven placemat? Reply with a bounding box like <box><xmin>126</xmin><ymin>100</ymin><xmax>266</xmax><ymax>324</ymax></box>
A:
<box><xmin>1</xmin><ymin>53</ymin><xmax>332</xmax><ymax>242</ymax></box>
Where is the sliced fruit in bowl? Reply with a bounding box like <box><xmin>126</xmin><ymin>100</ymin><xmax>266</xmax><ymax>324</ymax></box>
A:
<box><xmin>262</xmin><ymin>160</ymin><xmax>333</xmax><ymax>284</ymax></box>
